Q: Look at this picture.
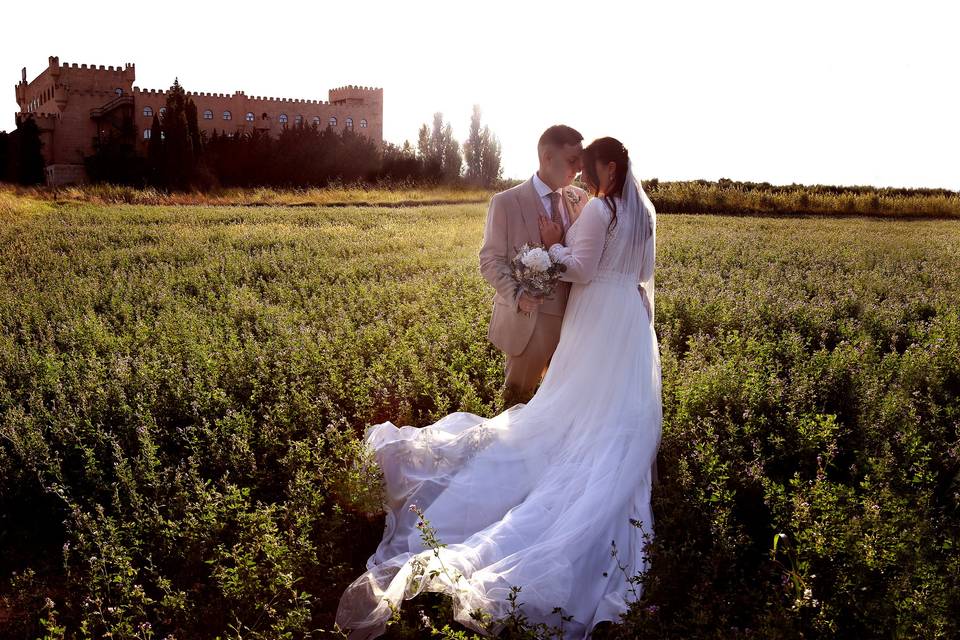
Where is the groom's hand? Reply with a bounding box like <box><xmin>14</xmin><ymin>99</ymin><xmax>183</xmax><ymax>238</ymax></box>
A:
<box><xmin>517</xmin><ymin>293</ymin><xmax>543</xmax><ymax>314</ymax></box>
<box><xmin>538</xmin><ymin>217</ymin><xmax>564</xmax><ymax>248</ymax></box>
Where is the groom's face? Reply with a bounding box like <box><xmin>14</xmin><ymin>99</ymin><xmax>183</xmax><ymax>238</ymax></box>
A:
<box><xmin>541</xmin><ymin>143</ymin><xmax>583</xmax><ymax>188</ymax></box>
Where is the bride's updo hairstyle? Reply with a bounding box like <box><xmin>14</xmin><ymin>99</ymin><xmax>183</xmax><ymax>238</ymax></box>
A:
<box><xmin>581</xmin><ymin>137</ymin><xmax>629</xmax><ymax>231</ymax></box>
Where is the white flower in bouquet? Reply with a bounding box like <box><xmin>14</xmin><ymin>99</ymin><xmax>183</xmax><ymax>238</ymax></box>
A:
<box><xmin>520</xmin><ymin>247</ymin><xmax>551</xmax><ymax>272</ymax></box>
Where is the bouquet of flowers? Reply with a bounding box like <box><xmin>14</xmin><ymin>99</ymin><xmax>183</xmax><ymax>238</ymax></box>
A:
<box><xmin>510</xmin><ymin>243</ymin><xmax>567</xmax><ymax>300</ymax></box>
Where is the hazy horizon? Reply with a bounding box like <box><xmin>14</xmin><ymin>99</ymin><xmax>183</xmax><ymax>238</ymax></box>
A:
<box><xmin>2</xmin><ymin>0</ymin><xmax>957</xmax><ymax>190</ymax></box>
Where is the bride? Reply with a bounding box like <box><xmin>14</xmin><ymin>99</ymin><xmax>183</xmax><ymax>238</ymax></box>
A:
<box><xmin>335</xmin><ymin>136</ymin><xmax>662</xmax><ymax>639</ymax></box>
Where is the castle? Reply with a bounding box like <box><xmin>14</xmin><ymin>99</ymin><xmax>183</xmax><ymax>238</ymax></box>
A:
<box><xmin>13</xmin><ymin>56</ymin><xmax>384</xmax><ymax>186</ymax></box>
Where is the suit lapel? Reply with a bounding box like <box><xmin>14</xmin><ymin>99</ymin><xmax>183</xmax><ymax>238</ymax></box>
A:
<box><xmin>520</xmin><ymin>178</ymin><xmax>544</xmax><ymax>245</ymax></box>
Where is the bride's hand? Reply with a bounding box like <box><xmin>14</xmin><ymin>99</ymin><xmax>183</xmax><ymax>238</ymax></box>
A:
<box><xmin>639</xmin><ymin>285</ymin><xmax>652</xmax><ymax>319</ymax></box>
<box><xmin>539</xmin><ymin>217</ymin><xmax>564</xmax><ymax>247</ymax></box>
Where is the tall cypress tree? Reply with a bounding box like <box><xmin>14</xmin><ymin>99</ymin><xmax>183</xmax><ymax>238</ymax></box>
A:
<box><xmin>186</xmin><ymin>98</ymin><xmax>202</xmax><ymax>161</ymax></box>
<box><xmin>147</xmin><ymin>113</ymin><xmax>164</xmax><ymax>187</ymax></box>
<box><xmin>464</xmin><ymin>105</ymin><xmax>483</xmax><ymax>185</ymax></box>
<box><xmin>12</xmin><ymin>115</ymin><xmax>45</xmax><ymax>185</ymax></box>
<box><xmin>479</xmin><ymin>124</ymin><xmax>503</xmax><ymax>188</ymax></box>
<box><xmin>428</xmin><ymin>113</ymin><xmax>445</xmax><ymax>168</ymax></box>
<box><xmin>0</xmin><ymin>130</ymin><xmax>8</xmax><ymax>182</ymax></box>
<box><xmin>441</xmin><ymin>122</ymin><xmax>462</xmax><ymax>182</ymax></box>
<box><xmin>160</xmin><ymin>78</ymin><xmax>195</xmax><ymax>190</ymax></box>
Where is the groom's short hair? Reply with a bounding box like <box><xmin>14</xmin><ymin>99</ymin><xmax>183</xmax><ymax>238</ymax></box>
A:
<box><xmin>538</xmin><ymin>125</ymin><xmax>583</xmax><ymax>151</ymax></box>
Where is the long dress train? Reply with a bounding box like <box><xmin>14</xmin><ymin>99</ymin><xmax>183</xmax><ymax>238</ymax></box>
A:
<box><xmin>336</xmin><ymin>165</ymin><xmax>661</xmax><ymax>639</ymax></box>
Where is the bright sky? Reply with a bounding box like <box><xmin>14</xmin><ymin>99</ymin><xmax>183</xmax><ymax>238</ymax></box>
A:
<box><xmin>2</xmin><ymin>0</ymin><xmax>957</xmax><ymax>189</ymax></box>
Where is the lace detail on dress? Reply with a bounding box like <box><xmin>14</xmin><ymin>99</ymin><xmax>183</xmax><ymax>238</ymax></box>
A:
<box><xmin>464</xmin><ymin>423</ymin><xmax>496</xmax><ymax>452</ymax></box>
<box><xmin>566</xmin><ymin>198</ymin><xmax>619</xmax><ymax>275</ymax></box>
<box><xmin>596</xmin><ymin>201</ymin><xmax>623</xmax><ymax>275</ymax></box>
<box><xmin>390</xmin><ymin>422</ymin><xmax>498</xmax><ymax>473</ymax></box>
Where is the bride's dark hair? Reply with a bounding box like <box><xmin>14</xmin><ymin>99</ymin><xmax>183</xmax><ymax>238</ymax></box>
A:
<box><xmin>581</xmin><ymin>137</ymin><xmax>629</xmax><ymax>231</ymax></box>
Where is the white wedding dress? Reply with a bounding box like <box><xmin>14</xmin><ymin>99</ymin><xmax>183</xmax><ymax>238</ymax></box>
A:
<box><xmin>336</xmin><ymin>161</ymin><xmax>662</xmax><ymax>639</ymax></box>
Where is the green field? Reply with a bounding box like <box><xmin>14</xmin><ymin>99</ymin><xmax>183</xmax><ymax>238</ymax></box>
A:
<box><xmin>1</xmin><ymin>198</ymin><xmax>958</xmax><ymax>639</ymax></box>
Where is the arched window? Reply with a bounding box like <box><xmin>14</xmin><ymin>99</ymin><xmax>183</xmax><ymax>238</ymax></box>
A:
<box><xmin>159</xmin><ymin>107</ymin><xmax>167</xmax><ymax>115</ymax></box>
<box><xmin>223</xmin><ymin>110</ymin><xmax>232</xmax><ymax>121</ymax></box>
<box><xmin>295</xmin><ymin>114</ymin><xmax>303</xmax><ymax>126</ymax></box>
<box><xmin>345</xmin><ymin>117</ymin><xmax>354</xmax><ymax>129</ymax></box>
<box><xmin>203</xmin><ymin>109</ymin><xmax>213</xmax><ymax>120</ymax></box>
<box><xmin>160</xmin><ymin>131</ymin><xmax>166</xmax><ymax>140</ymax></box>
<box><xmin>360</xmin><ymin>118</ymin><xmax>368</xmax><ymax>128</ymax></box>
<box><xmin>143</xmin><ymin>129</ymin><xmax>151</xmax><ymax>140</ymax></box>
<box><xmin>312</xmin><ymin>116</ymin><xmax>320</xmax><ymax>126</ymax></box>
<box><xmin>246</xmin><ymin>112</ymin><xmax>255</xmax><ymax>122</ymax></box>
<box><xmin>329</xmin><ymin>116</ymin><xmax>337</xmax><ymax>127</ymax></box>
<box><xmin>279</xmin><ymin>113</ymin><xmax>288</xmax><ymax>124</ymax></box>
<box><xmin>143</xmin><ymin>106</ymin><xmax>153</xmax><ymax>117</ymax></box>
<box><xmin>115</xmin><ymin>88</ymin><xmax>123</xmax><ymax>96</ymax></box>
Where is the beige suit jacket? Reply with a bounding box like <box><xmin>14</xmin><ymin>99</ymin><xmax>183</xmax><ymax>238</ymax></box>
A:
<box><xmin>479</xmin><ymin>177</ymin><xmax>591</xmax><ymax>355</ymax></box>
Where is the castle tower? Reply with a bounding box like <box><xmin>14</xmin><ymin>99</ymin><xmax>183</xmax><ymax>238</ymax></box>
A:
<box><xmin>327</xmin><ymin>85</ymin><xmax>384</xmax><ymax>144</ymax></box>
<box><xmin>14</xmin><ymin>55</ymin><xmax>138</xmax><ymax>185</ymax></box>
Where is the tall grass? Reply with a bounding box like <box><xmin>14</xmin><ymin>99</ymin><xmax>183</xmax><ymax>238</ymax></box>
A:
<box><xmin>0</xmin><ymin>193</ymin><xmax>958</xmax><ymax>638</ymax></box>
<box><xmin>4</xmin><ymin>178</ymin><xmax>959</xmax><ymax>217</ymax></box>
<box><xmin>646</xmin><ymin>180</ymin><xmax>960</xmax><ymax>218</ymax></box>
<box><xmin>0</xmin><ymin>179</ymin><xmax>493</xmax><ymax>208</ymax></box>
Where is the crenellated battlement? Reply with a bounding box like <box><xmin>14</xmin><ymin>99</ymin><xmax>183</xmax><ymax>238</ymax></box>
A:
<box><xmin>68</xmin><ymin>88</ymin><xmax>132</xmax><ymax>98</ymax></box>
<box><xmin>328</xmin><ymin>85</ymin><xmax>382</xmax><ymax>105</ymax></box>
<box><xmin>330</xmin><ymin>85</ymin><xmax>382</xmax><ymax>92</ymax></box>
<box><xmin>18</xmin><ymin>111</ymin><xmax>60</xmax><ymax>121</ymax></box>
<box><xmin>134</xmin><ymin>87</ymin><xmax>236</xmax><ymax>99</ymax></box>
<box><xmin>58</xmin><ymin>61</ymin><xmax>135</xmax><ymax>72</ymax></box>
<box><xmin>132</xmin><ymin>87</ymin><xmax>333</xmax><ymax>105</ymax></box>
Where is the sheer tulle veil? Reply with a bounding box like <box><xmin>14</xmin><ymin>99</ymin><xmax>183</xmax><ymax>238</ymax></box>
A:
<box><xmin>622</xmin><ymin>156</ymin><xmax>657</xmax><ymax>324</ymax></box>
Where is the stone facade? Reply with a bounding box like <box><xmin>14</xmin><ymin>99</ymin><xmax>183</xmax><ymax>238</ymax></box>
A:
<box><xmin>13</xmin><ymin>55</ymin><xmax>383</xmax><ymax>186</ymax></box>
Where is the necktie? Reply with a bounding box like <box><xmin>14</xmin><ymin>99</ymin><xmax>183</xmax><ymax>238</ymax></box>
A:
<box><xmin>548</xmin><ymin>191</ymin><xmax>564</xmax><ymax>231</ymax></box>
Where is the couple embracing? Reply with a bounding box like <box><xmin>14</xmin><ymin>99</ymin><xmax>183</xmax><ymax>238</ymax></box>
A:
<box><xmin>337</xmin><ymin>124</ymin><xmax>662</xmax><ymax>640</ymax></box>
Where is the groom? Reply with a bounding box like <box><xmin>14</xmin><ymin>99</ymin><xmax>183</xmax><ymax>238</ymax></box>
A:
<box><xmin>479</xmin><ymin>124</ymin><xmax>591</xmax><ymax>408</ymax></box>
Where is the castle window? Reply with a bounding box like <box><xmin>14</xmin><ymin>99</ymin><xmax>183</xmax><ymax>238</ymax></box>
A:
<box><xmin>203</xmin><ymin>109</ymin><xmax>214</xmax><ymax>120</ymax></box>
<box><xmin>115</xmin><ymin>88</ymin><xmax>123</xmax><ymax>96</ymax></box>
<box><xmin>312</xmin><ymin>116</ymin><xmax>320</xmax><ymax>126</ymax></box>
<box><xmin>223</xmin><ymin>110</ymin><xmax>232</xmax><ymax>121</ymax></box>
<box><xmin>160</xmin><ymin>131</ymin><xmax>166</xmax><ymax>140</ymax></box>
<box><xmin>159</xmin><ymin>107</ymin><xmax>167</xmax><ymax>116</ymax></box>
<box><xmin>143</xmin><ymin>106</ymin><xmax>153</xmax><ymax>117</ymax></box>
<box><xmin>295</xmin><ymin>114</ymin><xmax>303</xmax><ymax>126</ymax></box>
<box><xmin>346</xmin><ymin>117</ymin><xmax>354</xmax><ymax>129</ymax></box>
<box><xmin>143</xmin><ymin>129</ymin><xmax>151</xmax><ymax>140</ymax></box>
<box><xmin>329</xmin><ymin>116</ymin><xmax>337</xmax><ymax>127</ymax></box>
<box><xmin>279</xmin><ymin>113</ymin><xmax>288</xmax><ymax>124</ymax></box>
<box><xmin>246</xmin><ymin>112</ymin><xmax>255</xmax><ymax>122</ymax></box>
<box><xmin>360</xmin><ymin>118</ymin><xmax>368</xmax><ymax>128</ymax></box>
